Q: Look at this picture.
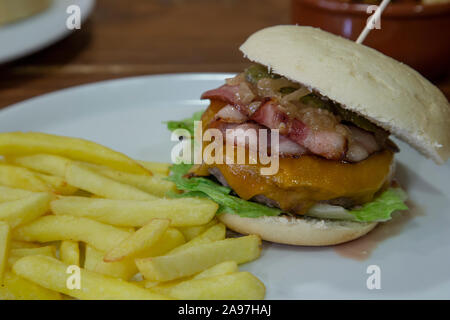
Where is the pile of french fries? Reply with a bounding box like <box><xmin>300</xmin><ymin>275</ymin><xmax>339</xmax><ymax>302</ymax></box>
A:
<box><xmin>0</xmin><ymin>132</ymin><xmax>265</xmax><ymax>300</ymax></box>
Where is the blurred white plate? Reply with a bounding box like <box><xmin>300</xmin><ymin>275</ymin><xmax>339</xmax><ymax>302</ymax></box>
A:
<box><xmin>1</xmin><ymin>74</ymin><xmax>449</xmax><ymax>299</ymax></box>
<box><xmin>0</xmin><ymin>0</ymin><xmax>95</xmax><ymax>64</ymax></box>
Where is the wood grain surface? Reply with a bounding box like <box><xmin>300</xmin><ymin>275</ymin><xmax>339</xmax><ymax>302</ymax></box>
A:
<box><xmin>0</xmin><ymin>0</ymin><xmax>448</xmax><ymax>110</ymax></box>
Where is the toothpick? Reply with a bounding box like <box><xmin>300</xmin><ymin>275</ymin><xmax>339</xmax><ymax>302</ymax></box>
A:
<box><xmin>356</xmin><ymin>0</ymin><xmax>391</xmax><ymax>44</ymax></box>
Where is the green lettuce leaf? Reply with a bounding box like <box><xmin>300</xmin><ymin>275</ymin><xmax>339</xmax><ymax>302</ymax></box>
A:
<box><xmin>166</xmin><ymin>163</ymin><xmax>407</xmax><ymax>221</ymax></box>
<box><xmin>166</xmin><ymin>111</ymin><xmax>203</xmax><ymax>136</ymax></box>
<box><xmin>166</xmin><ymin>163</ymin><xmax>282</xmax><ymax>218</ymax></box>
<box><xmin>349</xmin><ymin>188</ymin><xmax>408</xmax><ymax>222</ymax></box>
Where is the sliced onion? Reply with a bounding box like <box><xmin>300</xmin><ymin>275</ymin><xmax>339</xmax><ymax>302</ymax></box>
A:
<box><xmin>278</xmin><ymin>136</ymin><xmax>307</xmax><ymax>156</ymax></box>
<box><xmin>215</xmin><ymin>105</ymin><xmax>248</xmax><ymax>123</ymax></box>
<box><xmin>281</xmin><ymin>87</ymin><xmax>311</xmax><ymax>105</ymax></box>
<box><xmin>225</xmin><ymin>73</ymin><xmax>246</xmax><ymax>86</ymax></box>
<box><xmin>247</xmin><ymin>101</ymin><xmax>262</xmax><ymax>116</ymax></box>
<box><xmin>306</xmin><ymin>204</ymin><xmax>357</xmax><ymax>221</ymax></box>
<box><xmin>237</xmin><ymin>82</ymin><xmax>256</xmax><ymax>105</ymax></box>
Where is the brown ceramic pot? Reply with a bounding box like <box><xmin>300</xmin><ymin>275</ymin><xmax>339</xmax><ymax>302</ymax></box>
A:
<box><xmin>291</xmin><ymin>0</ymin><xmax>450</xmax><ymax>79</ymax></box>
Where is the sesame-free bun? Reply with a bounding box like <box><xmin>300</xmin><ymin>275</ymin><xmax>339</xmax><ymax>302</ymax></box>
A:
<box><xmin>240</xmin><ymin>25</ymin><xmax>450</xmax><ymax>164</ymax></box>
<box><xmin>219</xmin><ymin>213</ymin><xmax>377</xmax><ymax>246</ymax></box>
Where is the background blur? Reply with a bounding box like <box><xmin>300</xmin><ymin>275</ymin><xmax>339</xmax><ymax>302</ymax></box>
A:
<box><xmin>0</xmin><ymin>0</ymin><xmax>449</xmax><ymax>110</ymax></box>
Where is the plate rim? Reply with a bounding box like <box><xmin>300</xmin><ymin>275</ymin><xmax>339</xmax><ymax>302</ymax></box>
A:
<box><xmin>0</xmin><ymin>72</ymin><xmax>235</xmax><ymax>117</ymax></box>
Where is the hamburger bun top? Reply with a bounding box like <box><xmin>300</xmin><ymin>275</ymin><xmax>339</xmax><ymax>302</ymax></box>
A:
<box><xmin>240</xmin><ymin>25</ymin><xmax>450</xmax><ymax>164</ymax></box>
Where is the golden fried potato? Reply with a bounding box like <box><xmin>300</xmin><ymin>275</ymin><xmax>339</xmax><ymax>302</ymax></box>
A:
<box><xmin>13</xmin><ymin>215</ymin><xmax>131</xmax><ymax>252</ymax></box>
<box><xmin>104</xmin><ymin>219</ymin><xmax>170</xmax><ymax>262</ymax></box>
<box><xmin>0</xmin><ymin>271</ymin><xmax>61</xmax><ymax>300</ymax></box>
<box><xmin>84</xmin><ymin>245</ymin><xmax>137</xmax><ymax>281</ymax></box>
<box><xmin>136</xmin><ymin>235</ymin><xmax>261</xmax><ymax>281</ymax></box>
<box><xmin>65</xmin><ymin>163</ymin><xmax>157</xmax><ymax>200</ymax></box>
<box><xmin>0</xmin><ymin>132</ymin><xmax>149</xmax><ymax>175</ymax></box>
<box><xmin>137</xmin><ymin>161</ymin><xmax>171</xmax><ymax>176</ymax></box>
<box><xmin>6</xmin><ymin>154</ymin><xmax>70</xmax><ymax>177</ymax></box>
<box><xmin>178</xmin><ymin>218</ymin><xmax>218</xmax><ymax>241</ymax></box>
<box><xmin>169</xmin><ymin>223</ymin><xmax>226</xmax><ymax>254</ymax></box>
<box><xmin>0</xmin><ymin>193</ymin><xmax>51</xmax><ymax>228</ymax></box>
<box><xmin>13</xmin><ymin>255</ymin><xmax>171</xmax><ymax>300</ymax></box>
<box><xmin>0</xmin><ymin>163</ymin><xmax>49</xmax><ymax>192</ymax></box>
<box><xmin>60</xmin><ymin>241</ymin><xmax>80</xmax><ymax>266</ymax></box>
<box><xmin>0</xmin><ymin>221</ymin><xmax>10</xmax><ymax>283</ymax></box>
<box><xmin>51</xmin><ymin>196</ymin><xmax>217</xmax><ymax>227</ymax></box>
<box><xmin>0</xmin><ymin>186</ymin><xmax>34</xmax><ymax>202</ymax></box>
<box><xmin>151</xmin><ymin>272</ymin><xmax>265</xmax><ymax>300</ymax></box>
<box><xmin>87</xmin><ymin>164</ymin><xmax>176</xmax><ymax>197</ymax></box>
<box><xmin>8</xmin><ymin>245</ymin><xmax>56</xmax><ymax>267</ymax></box>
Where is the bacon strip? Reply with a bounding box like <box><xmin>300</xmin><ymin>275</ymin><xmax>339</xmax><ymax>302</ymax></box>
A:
<box><xmin>201</xmin><ymin>85</ymin><xmax>241</xmax><ymax>106</ymax></box>
<box><xmin>251</xmin><ymin>101</ymin><xmax>346</xmax><ymax>160</ymax></box>
<box><xmin>215</xmin><ymin>105</ymin><xmax>248</xmax><ymax>124</ymax></box>
<box><xmin>207</xmin><ymin>120</ymin><xmax>307</xmax><ymax>157</ymax></box>
<box><xmin>201</xmin><ymin>84</ymin><xmax>259</xmax><ymax>116</ymax></box>
<box><xmin>202</xmin><ymin>84</ymin><xmax>382</xmax><ymax>162</ymax></box>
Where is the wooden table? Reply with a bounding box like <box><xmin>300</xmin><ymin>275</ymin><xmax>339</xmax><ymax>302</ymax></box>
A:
<box><xmin>0</xmin><ymin>0</ymin><xmax>448</xmax><ymax>110</ymax></box>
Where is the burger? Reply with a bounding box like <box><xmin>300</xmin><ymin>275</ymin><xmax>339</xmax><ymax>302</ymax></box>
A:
<box><xmin>167</xmin><ymin>25</ymin><xmax>450</xmax><ymax>246</ymax></box>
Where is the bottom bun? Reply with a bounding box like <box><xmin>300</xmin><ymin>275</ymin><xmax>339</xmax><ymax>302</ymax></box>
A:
<box><xmin>218</xmin><ymin>213</ymin><xmax>378</xmax><ymax>246</ymax></box>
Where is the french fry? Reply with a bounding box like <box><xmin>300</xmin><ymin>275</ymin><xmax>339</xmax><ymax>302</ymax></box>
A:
<box><xmin>0</xmin><ymin>131</ymin><xmax>268</xmax><ymax>300</ymax></box>
<box><xmin>0</xmin><ymin>163</ymin><xmax>75</xmax><ymax>195</ymax></box>
<box><xmin>150</xmin><ymin>272</ymin><xmax>265</xmax><ymax>300</ymax></box>
<box><xmin>0</xmin><ymin>186</ymin><xmax>34</xmax><ymax>202</ymax></box>
<box><xmin>136</xmin><ymin>235</ymin><xmax>261</xmax><ymax>281</ymax></box>
<box><xmin>11</xmin><ymin>246</ymin><xmax>56</xmax><ymax>258</ymax></box>
<box><xmin>144</xmin><ymin>261</ymin><xmax>238</xmax><ymax>289</ymax></box>
<box><xmin>0</xmin><ymin>221</ymin><xmax>10</xmax><ymax>284</ymax></box>
<box><xmin>104</xmin><ymin>219</ymin><xmax>170</xmax><ymax>262</ymax></box>
<box><xmin>8</xmin><ymin>245</ymin><xmax>56</xmax><ymax>267</ymax></box>
<box><xmin>0</xmin><ymin>163</ymin><xmax>49</xmax><ymax>192</ymax></box>
<box><xmin>0</xmin><ymin>271</ymin><xmax>62</xmax><ymax>300</ymax></box>
<box><xmin>5</xmin><ymin>154</ymin><xmax>70</xmax><ymax>177</ymax></box>
<box><xmin>13</xmin><ymin>215</ymin><xmax>132</xmax><ymax>252</ymax></box>
<box><xmin>192</xmin><ymin>261</ymin><xmax>238</xmax><ymax>280</ymax></box>
<box><xmin>65</xmin><ymin>163</ymin><xmax>157</xmax><ymax>200</ymax></box>
<box><xmin>0</xmin><ymin>132</ymin><xmax>149</xmax><ymax>175</ymax></box>
<box><xmin>51</xmin><ymin>197</ymin><xmax>218</xmax><ymax>227</ymax></box>
<box><xmin>178</xmin><ymin>218</ymin><xmax>218</xmax><ymax>241</ymax></box>
<box><xmin>0</xmin><ymin>193</ymin><xmax>51</xmax><ymax>228</ymax></box>
<box><xmin>83</xmin><ymin>229</ymin><xmax>185</xmax><ymax>281</ymax></box>
<box><xmin>10</xmin><ymin>240</ymin><xmax>40</xmax><ymax>249</ymax></box>
<box><xmin>169</xmin><ymin>223</ymin><xmax>226</xmax><ymax>254</ymax></box>
<box><xmin>84</xmin><ymin>245</ymin><xmax>137</xmax><ymax>281</ymax></box>
<box><xmin>136</xmin><ymin>228</ymin><xmax>185</xmax><ymax>258</ymax></box>
<box><xmin>88</xmin><ymin>164</ymin><xmax>176</xmax><ymax>197</ymax></box>
<box><xmin>138</xmin><ymin>161</ymin><xmax>171</xmax><ymax>176</ymax></box>
<box><xmin>60</xmin><ymin>241</ymin><xmax>80</xmax><ymax>266</ymax></box>
<box><xmin>13</xmin><ymin>255</ymin><xmax>171</xmax><ymax>300</ymax></box>
<box><xmin>35</xmin><ymin>173</ymin><xmax>78</xmax><ymax>195</ymax></box>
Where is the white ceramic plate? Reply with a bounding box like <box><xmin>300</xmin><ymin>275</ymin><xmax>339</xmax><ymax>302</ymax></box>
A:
<box><xmin>1</xmin><ymin>74</ymin><xmax>449</xmax><ymax>299</ymax></box>
<box><xmin>0</xmin><ymin>0</ymin><xmax>95</xmax><ymax>64</ymax></box>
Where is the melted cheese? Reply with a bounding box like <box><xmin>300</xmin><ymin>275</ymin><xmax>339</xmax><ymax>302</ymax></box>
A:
<box><xmin>195</xmin><ymin>150</ymin><xmax>393</xmax><ymax>214</ymax></box>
